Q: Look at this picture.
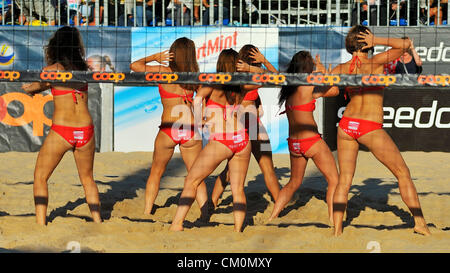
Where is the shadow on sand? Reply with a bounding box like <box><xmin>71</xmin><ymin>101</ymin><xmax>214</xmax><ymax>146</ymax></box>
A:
<box><xmin>2</xmin><ymin>158</ymin><xmax>448</xmax><ymax>233</ymax></box>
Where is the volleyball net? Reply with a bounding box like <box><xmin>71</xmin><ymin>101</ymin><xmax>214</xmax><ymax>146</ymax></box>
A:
<box><xmin>1</xmin><ymin>23</ymin><xmax>450</xmax><ymax>153</ymax></box>
<box><xmin>1</xmin><ymin>71</ymin><xmax>449</xmax><ymax>87</ymax></box>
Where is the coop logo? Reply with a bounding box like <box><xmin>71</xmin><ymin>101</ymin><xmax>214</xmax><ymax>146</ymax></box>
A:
<box><xmin>337</xmin><ymin>100</ymin><xmax>450</xmax><ymax>129</ymax></box>
<box><xmin>307</xmin><ymin>75</ymin><xmax>340</xmax><ymax>85</ymax></box>
<box><xmin>93</xmin><ymin>72</ymin><xmax>125</xmax><ymax>83</ymax></box>
<box><xmin>40</xmin><ymin>72</ymin><xmax>73</xmax><ymax>82</ymax></box>
<box><xmin>252</xmin><ymin>74</ymin><xmax>286</xmax><ymax>85</ymax></box>
<box><xmin>0</xmin><ymin>44</ymin><xmax>15</xmax><ymax>66</ymax></box>
<box><xmin>418</xmin><ymin>75</ymin><xmax>450</xmax><ymax>86</ymax></box>
<box><xmin>145</xmin><ymin>73</ymin><xmax>178</xmax><ymax>83</ymax></box>
<box><xmin>199</xmin><ymin>73</ymin><xmax>232</xmax><ymax>84</ymax></box>
<box><xmin>362</xmin><ymin>75</ymin><xmax>396</xmax><ymax>86</ymax></box>
<box><xmin>0</xmin><ymin>92</ymin><xmax>53</xmax><ymax>136</ymax></box>
<box><xmin>0</xmin><ymin>71</ymin><xmax>20</xmax><ymax>81</ymax></box>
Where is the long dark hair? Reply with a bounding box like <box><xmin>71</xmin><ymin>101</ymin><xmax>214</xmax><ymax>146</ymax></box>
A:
<box><xmin>169</xmin><ymin>37</ymin><xmax>199</xmax><ymax>91</ymax></box>
<box><xmin>217</xmin><ymin>49</ymin><xmax>241</xmax><ymax>105</ymax></box>
<box><xmin>278</xmin><ymin>51</ymin><xmax>314</xmax><ymax>107</ymax></box>
<box><xmin>45</xmin><ymin>26</ymin><xmax>88</xmax><ymax>71</ymax></box>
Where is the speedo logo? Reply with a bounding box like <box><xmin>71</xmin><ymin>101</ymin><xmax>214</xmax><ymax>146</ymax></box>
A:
<box><xmin>337</xmin><ymin>100</ymin><xmax>450</xmax><ymax>129</ymax></box>
<box><xmin>375</xmin><ymin>42</ymin><xmax>450</xmax><ymax>62</ymax></box>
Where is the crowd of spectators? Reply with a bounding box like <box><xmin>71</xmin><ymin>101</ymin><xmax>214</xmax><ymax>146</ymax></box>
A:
<box><xmin>352</xmin><ymin>0</ymin><xmax>448</xmax><ymax>26</ymax></box>
<box><xmin>0</xmin><ymin>0</ymin><xmax>255</xmax><ymax>26</ymax></box>
<box><xmin>0</xmin><ymin>0</ymin><xmax>448</xmax><ymax>26</ymax></box>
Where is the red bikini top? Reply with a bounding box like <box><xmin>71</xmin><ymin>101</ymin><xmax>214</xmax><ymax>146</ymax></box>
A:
<box><xmin>345</xmin><ymin>55</ymin><xmax>384</xmax><ymax>97</ymax></box>
<box><xmin>242</xmin><ymin>89</ymin><xmax>259</xmax><ymax>101</ymax></box>
<box><xmin>158</xmin><ymin>84</ymin><xmax>193</xmax><ymax>104</ymax></box>
<box><xmin>51</xmin><ymin>84</ymin><xmax>88</xmax><ymax>104</ymax></box>
<box><xmin>279</xmin><ymin>99</ymin><xmax>316</xmax><ymax>115</ymax></box>
<box><xmin>349</xmin><ymin>55</ymin><xmax>362</xmax><ymax>74</ymax></box>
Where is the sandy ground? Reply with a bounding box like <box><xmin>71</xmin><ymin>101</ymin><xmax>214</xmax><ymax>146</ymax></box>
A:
<box><xmin>0</xmin><ymin>150</ymin><xmax>449</xmax><ymax>253</ymax></box>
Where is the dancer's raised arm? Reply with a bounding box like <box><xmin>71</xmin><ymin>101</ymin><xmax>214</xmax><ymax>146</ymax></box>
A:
<box><xmin>357</xmin><ymin>30</ymin><xmax>412</xmax><ymax>65</ymax></box>
<box><xmin>249</xmin><ymin>47</ymin><xmax>278</xmax><ymax>73</ymax></box>
<box><xmin>130</xmin><ymin>50</ymin><xmax>173</xmax><ymax>72</ymax></box>
<box><xmin>22</xmin><ymin>64</ymin><xmax>63</xmax><ymax>94</ymax></box>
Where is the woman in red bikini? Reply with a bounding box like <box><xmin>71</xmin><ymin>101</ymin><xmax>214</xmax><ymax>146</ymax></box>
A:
<box><xmin>211</xmin><ymin>45</ymin><xmax>281</xmax><ymax>208</ymax></box>
<box><xmin>331</xmin><ymin>25</ymin><xmax>430</xmax><ymax>236</ymax></box>
<box><xmin>170</xmin><ymin>49</ymin><xmax>259</xmax><ymax>232</ymax></box>
<box><xmin>267</xmin><ymin>51</ymin><xmax>339</xmax><ymax>225</ymax></box>
<box><xmin>130</xmin><ymin>37</ymin><xmax>208</xmax><ymax>217</ymax></box>
<box><xmin>22</xmin><ymin>26</ymin><xmax>101</xmax><ymax>225</ymax></box>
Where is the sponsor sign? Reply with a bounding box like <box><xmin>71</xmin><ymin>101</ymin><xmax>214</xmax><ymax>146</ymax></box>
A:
<box><xmin>323</xmin><ymin>88</ymin><xmax>450</xmax><ymax>152</ymax></box>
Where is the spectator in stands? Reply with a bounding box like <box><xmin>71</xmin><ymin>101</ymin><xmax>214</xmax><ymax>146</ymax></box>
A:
<box><xmin>395</xmin><ymin>38</ymin><xmax>423</xmax><ymax>74</ymax></box>
<box><xmin>388</xmin><ymin>0</ymin><xmax>406</xmax><ymax>22</ymax></box>
<box><xmin>0</xmin><ymin>0</ymin><xmax>12</xmax><ymax>25</ymax></box>
<box><xmin>65</xmin><ymin>0</ymin><xmax>81</xmax><ymax>25</ymax></box>
<box><xmin>396</xmin><ymin>0</ymin><xmax>419</xmax><ymax>25</ymax></box>
<box><xmin>167</xmin><ymin>0</ymin><xmax>192</xmax><ymax>26</ymax></box>
<box><xmin>132</xmin><ymin>0</ymin><xmax>155</xmax><ymax>26</ymax></box>
<box><xmin>193</xmin><ymin>0</ymin><xmax>200</xmax><ymax>24</ymax></box>
<box><xmin>351</xmin><ymin>1</ymin><xmax>387</xmax><ymax>26</ymax></box>
<box><xmin>82</xmin><ymin>0</ymin><xmax>104</xmax><ymax>26</ymax></box>
<box><xmin>202</xmin><ymin>0</ymin><xmax>230</xmax><ymax>25</ymax></box>
<box><xmin>355</xmin><ymin>0</ymin><xmax>417</xmax><ymax>26</ymax></box>
<box><xmin>384</xmin><ymin>38</ymin><xmax>422</xmax><ymax>74</ymax></box>
<box><xmin>14</xmin><ymin>0</ymin><xmax>57</xmax><ymax>25</ymax></box>
<box><xmin>118</xmin><ymin>0</ymin><xmax>133</xmax><ymax>26</ymax></box>
<box><xmin>428</xmin><ymin>0</ymin><xmax>448</xmax><ymax>25</ymax></box>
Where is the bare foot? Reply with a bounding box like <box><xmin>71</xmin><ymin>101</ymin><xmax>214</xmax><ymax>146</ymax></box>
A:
<box><xmin>143</xmin><ymin>205</ymin><xmax>153</xmax><ymax>215</ymax></box>
<box><xmin>329</xmin><ymin>217</ymin><xmax>334</xmax><ymax>227</ymax></box>
<box><xmin>264</xmin><ymin>216</ymin><xmax>275</xmax><ymax>225</ymax></box>
<box><xmin>169</xmin><ymin>224</ymin><xmax>184</xmax><ymax>231</ymax></box>
<box><xmin>333</xmin><ymin>227</ymin><xmax>342</xmax><ymax>237</ymax></box>
<box><xmin>211</xmin><ymin>198</ymin><xmax>219</xmax><ymax>209</ymax></box>
<box><xmin>414</xmin><ymin>225</ymin><xmax>431</xmax><ymax>236</ymax></box>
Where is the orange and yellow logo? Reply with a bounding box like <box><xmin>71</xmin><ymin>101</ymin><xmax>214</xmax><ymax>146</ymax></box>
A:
<box><xmin>306</xmin><ymin>75</ymin><xmax>340</xmax><ymax>85</ymax></box>
<box><xmin>252</xmin><ymin>74</ymin><xmax>286</xmax><ymax>85</ymax></box>
<box><xmin>0</xmin><ymin>92</ymin><xmax>53</xmax><ymax>136</ymax></box>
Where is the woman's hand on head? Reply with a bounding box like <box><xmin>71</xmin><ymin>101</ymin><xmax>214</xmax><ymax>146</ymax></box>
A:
<box><xmin>409</xmin><ymin>38</ymin><xmax>415</xmax><ymax>49</ymax></box>
<box><xmin>313</xmin><ymin>54</ymin><xmax>327</xmax><ymax>73</ymax></box>
<box><xmin>357</xmin><ymin>29</ymin><xmax>375</xmax><ymax>50</ymax></box>
<box><xmin>155</xmin><ymin>50</ymin><xmax>173</xmax><ymax>65</ymax></box>
<box><xmin>249</xmin><ymin>47</ymin><xmax>266</xmax><ymax>64</ymax></box>
<box><xmin>236</xmin><ymin>60</ymin><xmax>251</xmax><ymax>72</ymax></box>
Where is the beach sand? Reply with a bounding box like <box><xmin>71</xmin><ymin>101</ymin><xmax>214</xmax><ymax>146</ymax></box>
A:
<box><xmin>0</xmin><ymin>151</ymin><xmax>449</xmax><ymax>253</ymax></box>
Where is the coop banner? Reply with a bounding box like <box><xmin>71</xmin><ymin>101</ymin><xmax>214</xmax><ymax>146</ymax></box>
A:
<box><xmin>0</xmin><ymin>82</ymin><xmax>102</xmax><ymax>152</ymax></box>
<box><xmin>114</xmin><ymin>27</ymin><xmax>280</xmax><ymax>152</ymax></box>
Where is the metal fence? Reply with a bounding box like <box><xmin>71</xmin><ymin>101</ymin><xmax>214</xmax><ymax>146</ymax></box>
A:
<box><xmin>0</xmin><ymin>0</ymin><xmax>449</xmax><ymax>27</ymax></box>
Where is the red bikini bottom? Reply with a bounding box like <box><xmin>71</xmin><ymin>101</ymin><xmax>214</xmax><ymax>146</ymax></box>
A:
<box><xmin>159</xmin><ymin>124</ymin><xmax>195</xmax><ymax>145</ymax></box>
<box><xmin>339</xmin><ymin>116</ymin><xmax>383</xmax><ymax>139</ymax></box>
<box><xmin>51</xmin><ymin>124</ymin><xmax>94</xmax><ymax>148</ymax></box>
<box><xmin>287</xmin><ymin>134</ymin><xmax>321</xmax><ymax>157</ymax></box>
<box><xmin>210</xmin><ymin>129</ymin><xmax>249</xmax><ymax>154</ymax></box>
